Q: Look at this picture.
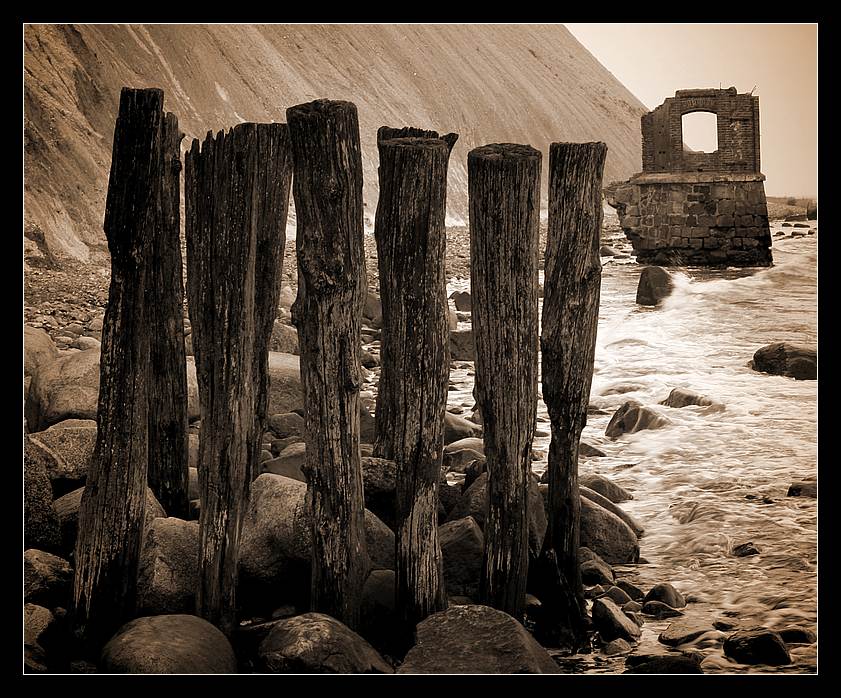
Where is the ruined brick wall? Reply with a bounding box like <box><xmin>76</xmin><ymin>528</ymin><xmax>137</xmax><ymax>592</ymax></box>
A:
<box><xmin>641</xmin><ymin>87</ymin><xmax>760</xmax><ymax>174</ymax></box>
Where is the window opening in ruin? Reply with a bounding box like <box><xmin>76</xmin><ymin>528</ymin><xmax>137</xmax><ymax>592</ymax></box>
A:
<box><xmin>681</xmin><ymin>111</ymin><xmax>718</xmax><ymax>153</ymax></box>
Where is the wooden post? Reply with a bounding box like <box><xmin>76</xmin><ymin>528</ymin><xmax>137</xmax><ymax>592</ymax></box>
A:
<box><xmin>374</xmin><ymin>126</ymin><xmax>458</xmax><ymax>639</ymax></box>
<box><xmin>146</xmin><ymin>112</ymin><xmax>189</xmax><ymax>519</ymax></box>
<box><xmin>469</xmin><ymin>143</ymin><xmax>541</xmax><ymax>619</ymax></box>
<box><xmin>72</xmin><ymin>88</ymin><xmax>165</xmax><ymax>649</ymax></box>
<box><xmin>286</xmin><ymin>99</ymin><xmax>368</xmax><ymax>630</ymax></box>
<box><xmin>534</xmin><ymin>142</ymin><xmax>607</xmax><ymax>650</ymax></box>
<box><xmin>185</xmin><ymin>122</ymin><xmax>289</xmax><ymax>635</ymax></box>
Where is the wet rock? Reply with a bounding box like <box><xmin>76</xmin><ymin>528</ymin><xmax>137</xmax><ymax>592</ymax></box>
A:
<box><xmin>623</xmin><ymin>601</ymin><xmax>642</xmax><ymax>614</ymax></box>
<box><xmin>359</xmin><ymin>403</ymin><xmax>377</xmax><ymax>443</ymax></box>
<box><xmin>752</xmin><ymin>342</ymin><xmax>816</xmax><ymax>380</ymax></box>
<box><xmin>600</xmin><ymin>245</ymin><xmax>620</xmax><ymax>257</ymax></box>
<box><xmin>580</xmin><ymin>557</ymin><xmax>614</xmax><ymax>586</ymax></box>
<box><xmin>605</xmin><ymin>401</ymin><xmax>671</xmax><ymax>438</ymax></box>
<box><xmin>732</xmin><ymin>542</ymin><xmax>760</xmax><ymax>557</ymax></box>
<box><xmin>442</xmin><ymin>447</ymin><xmax>485</xmax><ymax>474</ymax></box>
<box><xmin>580</xmin><ymin>473</ymin><xmax>633</xmax><ymax>503</ymax></box>
<box><xmin>778</xmin><ymin>627</ymin><xmax>816</xmax><ymax>644</ymax></box>
<box><xmin>267</xmin><ymin>352</ymin><xmax>305</xmax><ymax>415</ymax></box>
<box><xmin>25</xmin><ymin>603</ymin><xmax>56</xmax><ymax>673</ymax></box>
<box><xmin>438</xmin><ymin>481</ymin><xmax>461</xmax><ymax>523</ymax></box>
<box><xmin>26</xmin><ymin>348</ymin><xmax>100</xmax><ymax>430</ymax></box>
<box><xmin>360</xmin><ymin>348</ymin><xmax>379</xmax><ymax>368</ymax></box>
<box><xmin>448</xmin><ymin>308</ymin><xmax>459</xmax><ymax>331</ymax></box>
<box><xmin>591</xmin><ymin>597</ymin><xmax>641</xmax><ymax>642</ymax></box>
<box><xmin>278</xmin><ymin>284</ymin><xmax>296</xmax><ymax>309</ymax></box>
<box><xmin>444</xmin><ymin>411</ymin><xmax>482</xmax><ymax>445</ymax></box>
<box><xmin>398</xmin><ymin>605</ymin><xmax>559</xmax><ymax>674</ymax></box>
<box><xmin>439</xmin><ymin>516</ymin><xmax>484</xmax><ymax>599</ymax></box>
<box><xmin>449</xmin><ymin>328</ymin><xmax>475</xmax><ymax>361</ymax></box>
<box><xmin>444</xmin><ymin>436</ymin><xmax>484</xmax><ymax>455</ymax></box>
<box><xmin>624</xmin><ymin>654</ymin><xmax>703</xmax><ymax>674</ymax></box>
<box><xmin>584</xmin><ymin>585</ymin><xmax>606</xmax><ymax>599</ymax></box>
<box><xmin>615</xmin><ymin>579</ymin><xmax>644</xmax><ymax>601</ymax></box>
<box><xmin>625</xmin><ymin>611</ymin><xmax>644</xmax><ymax>628</ymax></box>
<box><xmin>363</xmin><ymin>290</ymin><xmax>383</xmax><ymax>325</ymax></box>
<box><xmin>72</xmin><ymin>336</ymin><xmax>101</xmax><ymax>350</ymax></box>
<box><xmin>100</xmin><ymin>614</ymin><xmax>237</xmax><ymax>673</ymax></box>
<box><xmin>53</xmin><ymin>485</ymin><xmax>165</xmax><ymax>561</ymax></box>
<box><xmin>658</xmin><ymin>619</ymin><xmax>712</xmax><ymax>646</ymax></box>
<box><xmin>137</xmin><ymin>518</ymin><xmax>199</xmax><ymax>616</ymax></box>
<box><xmin>261</xmin><ymin>442</ymin><xmax>307</xmax><ymax>481</ymax></box>
<box><xmin>24</xmin><ymin>549</ymin><xmax>72</xmax><ymax>607</ymax></box>
<box><xmin>579</xmin><ymin>442</ymin><xmax>606</xmax><ymax>457</ymax></box>
<box><xmin>258</xmin><ymin>612</ymin><xmax>393</xmax><ymax>673</ymax></box>
<box><xmin>723</xmin><ymin>628</ymin><xmax>791</xmax><ymax>666</ymax></box>
<box><xmin>636</xmin><ymin>266</ymin><xmax>674</xmax><ymax>306</ymax></box>
<box><xmin>361</xmin><ymin>456</ymin><xmax>397</xmax><ymax>528</ymax></box>
<box><xmin>579</xmin><ymin>496</ymin><xmax>640</xmax><ymax>565</ymax></box>
<box><xmin>450</xmin><ymin>290</ymin><xmax>472</xmax><ymax>311</ymax></box>
<box><xmin>24</xmin><ymin>436</ymin><xmax>61</xmax><ymax>552</ymax></box>
<box><xmin>25</xmin><ymin>326</ymin><xmax>58</xmax><ymax>379</ymax></box>
<box><xmin>267</xmin><ymin>412</ymin><xmax>305</xmax><ymax>439</ymax></box>
<box><xmin>360</xmin><ymin>570</ymin><xmax>398</xmax><ymax>654</ymax></box>
<box><xmin>644</xmin><ymin>583</ymin><xmax>686</xmax><ymax>609</ymax></box>
<box><xmin>269</xmin><ymin>321</ymin><xmax>299</xmax><ymax>354</ymax></box>
<box><xmin>604</xmin><ymin>638</ymin><xmax>632</xmax><ymax>655</ymax></box>
<box><xmin>29</xmin><ymin>420</ymin><xmax>97</xmax><ymax>495</ymax></box>
<box><xmin>270</xmin><ymin>436</ymin><xmax>301</xmax><ymax>456</ymax></box>
<box><xmin>787</xmin><ymin>481</ymin><xmax>817</xmax><ymax>498</ymax></box>
<box><xmin>642</xmin><ymin>601</ymin><xmax>684</xmax><ymax>619</ymax></box>
<box><xmin>600</xmin><ymin>586</ymin><xmax>632</xmax><ymax>606</ymax></box>
<box><xmin>713</xmin><ymin>618</ymin><xmax>739</xmax><ymax>631</ymax></box>
<box><xmin>659</xmin><ymin>387</ymin><xmax>716</xmax><ymax>408</ymax></box>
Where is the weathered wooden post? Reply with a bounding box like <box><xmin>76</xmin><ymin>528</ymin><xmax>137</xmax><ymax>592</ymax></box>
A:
<box><xmin>534</xmin><ymin>142</ymin><xmax>607</xmax><ymax>650</ymax></box>
<box><xmin>72</xmin><ymin>88</ymin><xmax>168</xmax><ymax>648</ymax></box>
<box><xmin>146</xmin><ymin>111</ymin><xmax>189</xmax><ymax>519</ymax></box>
<box><xmin>286</xmin><ymin>99</ymin><xmax>368</xmax><ymax>629</ymax></box>
<box><xmin>469</xmin><ymin>143</ymin><xmax>541</xmax><ymax>619</ymax></box>
<box><xmin>185</xmin><ymin>122</ymin><xmax>290</xmax><ymax>635</ymax></box>
<box><xmin>374</xmin><ymin>125</ymin><xmax>458</xmax><ymax>638</ymax></box>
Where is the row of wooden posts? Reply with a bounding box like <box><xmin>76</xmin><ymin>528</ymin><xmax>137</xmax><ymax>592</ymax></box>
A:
<box><xmin>70</xmin><ymin>86</ymin><xmax>606</xmax><ymax>653</ymax></box>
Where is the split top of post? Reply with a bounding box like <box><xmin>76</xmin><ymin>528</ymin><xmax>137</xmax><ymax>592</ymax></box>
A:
<box><xmin>286</xmin><ymin>99</ymin><xmax>358</xmax><ymax>119</ymax></box>
<box><xmin>378</xmin><ymin>136</ymin><xmax>451</xmax><ymax>153</ymax></box>
<box><xmin>469</xmin><ymin>143</ymin><xmax>541</xmax><ymax>162</ymax></box>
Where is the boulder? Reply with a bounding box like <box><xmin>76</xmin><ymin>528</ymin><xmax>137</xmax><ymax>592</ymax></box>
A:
<box><xmin>72</xmin><ymin>336</ymin><xmax>101</xmax><ymax>350</ymax></box>
<box><xmin>623</xmin><ymin>601</ymin><xmax>642</xmax><ymax>614</ymax></box>
<box><xmin>100</xmin><ymin>614</ymin><xmax>237</xmax><ymax>673</ymax></box>
<box><xmin>450</xmin><ymin>290</ymin><xmax>472</xmax><ymax>311</ymax></box>
<box><xmin>600</xmin><ymin>245</ymin><xmax>620</xmax><ymax>257</ymax></box>
<box><xmin>269</xmin><ymin>320</ymin><xmax>299</xmax><ymax>355</ymax></box>
<box><xmin>188</xmin><ymin>467</ymin><xmax>199</xmax><ymax>499</ymax></box>
<box><xmin>363</xmin><ymin>290</ymin><xmax>383</xmax><ymax>325</ymax></box>
<box><xmin>603</xmin><ymin>638</ymin><xmax>632</xmax><ymax>655</ymax></box>
<box><xmin>579</xmin><ymin>442</ymin><xmax>606</xmax><ymax>457</ymax></box>
<box><xmin>137</xmin><ymin>517</ymin><xmax>200</xmax><ymax>616</ymax></box>
<box><xmin>25</xmin><ymin>603</ymin><xmax>56</xmax><ymax>673</ymax></box>
<box><xmin>448</xmin><ymin>308</ymin><xmax>459</xmax><ymax>331</ymax></box>
<box><xmin>642</xmin><ymin>600</ymin><xmax>684</xmax><ymax>619</ymax></box>
<box><xmin>778</xmin><ymin>627</ymin><xmax>816</xmax><ymax>644</ymax></box>
<box><xmin>398</xmin><ymin>605</ymin><xmax>559</xmax><ymax>674</ymax></box>
<box><xmin>29</xmin><ymin>420</ymin><xmax>97</xmax><ymax>495</ymax></box>
<box><xmin>636</xmin><ymin>266</ymin><xmax>674</xmax><ymax>306</ymax></box>
<box><xmin>644</xmin><ymin>582</ymin><xmax>686</xmax><ymax>609</ymax></box>
<box><xmin>442</xmin><ymin>447</ymin><xmax>485</xmax><ymax>474</ymax></box>
<box><xmin>658</xmin><ymin>619</ymin><xmax>712</xmax><ymax>646</ymax></box>
<box><xmin>580</xmin><ymin>474</ymin><xmax>633</xmax><ymax>503</ymax></box>
<box><xmin>787</xmin><ymin>481</ymin><xmax>817</xmax><ymax>498</ymax></box>
<box><xmin>581</xmin><ymin>557</ymin><xmax>614</xmax><ymax>587</ymax></box>
<box><xmin>599</xmin><ymin>586</ymin><xmax>632</xmax><ymax>606</ymax></box>
<box><xmin>605</xmin><ymin>401</ymin><xmax>671</xmax><ymax>439</ymax></box>
<box><xmin>185</xmin><ymin>357</ymin><xmax>200</xmax><ymax>420</ymax></box>
<box><xmin>449</xmin><ymin>328</ymin><xmax>475</xmax><ymax>361</ymax></box>
<box><xmin>260</xmin><ymin>442</ymin><xmax>307</xmax><ymax>481</ymax></box>
<box><xmin>723</xmin><ymin>628</ymin><xmax>791</xmax><ymax>666</ymax></box>
<box><xmin>53</xmin><ymin>485</ymin><xmax>165</xmax><ymax>561</ymax></box>
<box><xmin>267</xmin><ymin>352</ymin><xmax>305</xmax><ymax>415</ymax></box>
<box><xmin>360</xmin><ymin>570</ymin><xmax>399</xmax><ymax>654</ymax></box>
<box><xmin>444</xmin><ymin>411</ymin><xmax>482</xmax><ymax>444</ymax></box>
<box><xmin>580</xmin><ymin>487</ymin><xmax>644</xmax><ymax>538</ymax></box>
<box><xmin>615</xmin><ymin>579</ymin><xmax>644</xmax><ymax>601</ymax></box>
<box><xmin>732</xmin><ymin>542</ymin><xmax>760</xmax><ymax>557</ymax></box>
<box><xmin>26</xmin><ymin>348</ymin><xmax>100</xmax><ymax>430</ymax></box>
<box><xmin>24</xmin><ymin>436</ymin><xmax>61</xmax><ymax>552</ymax></box>
<box><xmin>752</xmin><ymin>342</ymin><xmax>816</xmax><ymax>380</ymax></box>
<box><xmin>624</xmin><ymin>654</ymin><xmax>703</xmax><ymax>674</ymax></box>
<box><xmin>444</xmin><ymin>436</ymin><xmax>484</xmax><ymax>456</ymax></box>
<box><xmin>447</xmin><ymin>472</ymin><xmax>546</xmax><ymax>557</ymax></box>
<box><xmin>239</xmin><ymin>474</ymin><xmax>394</xmax><ymax>612</ymax></box>
<box><xmin>579</xmin><ymin>496</ymin><xmax>640</xmax><ymax>565</ymax></box>
<box><xmin>359</xmin><ymin>403</ymin><xmax>376</xmax><ymax>443</ymax></box>
<box><xmin>278</xmin><ymin>284</ymin><xmax>296</xmax><ymax>309</ymax></box>
<box><xmin>439</xmin><ymin>516</ymin><xmax>484</xmax><ymax>599</ymax></box>
<box><xmin>591</xmin><ymin>597</ymin><xmax>641</xmax><ymax>642</ymax></box>
<box><xmin>258</xmin><ymin>612</ymin><xmax>393</xmax><ymax>673</ymax></box>
<box><xmin>24</xmin><ymin>326</ymin><xmax>58</xmax><ymax>379</ymax></box>
<box><xmin>24</xmin><ymin>549</ymin><xmax>72</xmax><ymax>607</ymax></box>
<box><xmin>267</xmin><ymin>412</ymin><xmax>305</xmax><ymax>439</ymax></box>
<box><xmin>361</xmin><ymin>456</ymin><xmax>397</xmax><ymax>529</ymax></box>
<box><xmin>660</xmin><ymin>387</ymin><xmax>716</xmax><ymax>408</ymax></box>
<box><xmin>360</xmin><ymin>348</ymin><xmax>379</xmax><ymax>368</ymax></box>
<box><xmin>438</xmin><ymin>482</ymin><xmax>462</xmax><ymax>523</ymax></box>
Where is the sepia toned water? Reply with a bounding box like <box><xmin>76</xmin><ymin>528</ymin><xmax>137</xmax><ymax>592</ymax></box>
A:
<box><xmin>442</xmin><ymin>215</ymin><xmax>817</xmax><ymax>674</ymax></box>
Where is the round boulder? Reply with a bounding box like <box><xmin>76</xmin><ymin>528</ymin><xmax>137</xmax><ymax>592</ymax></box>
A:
<box><xmin>605</xmin><ymin>401</ymin><xmax>671</xmax><ymax>439</ymax></box>
<box><xmin>580</xmin><ymin>473</ymin><xmax>633</xmax><ymax>503</ymax></box>
<box><xmin>752</xmin><ymin>342</ymin><xmax>816</xmax><ymax>380</ymax></box>
<box><xmin>449</xmin><ymin>328</ymin><xmax>475</xmax><ymax>361</ymax></box>
<box><xmin>24</xmin><ymin>549</ymin><xmax>73</xmax><ymax>607</ymax></box>
<box><xmin>137</xmin><ymin>517</ymin><xmax>200</xmax><ymax>616</ymax></box>
<box><xmin>636</xmin><ymin>266</ymin><xmax>674</xmax><ymax>306</ymax></box>
<box><xmin>27</xmin><ymin>348</ymin><xmax>100</xmax><ymax>430</ymax></box>
<box><xmin>723</xmin><ymin>628</ymin><xmax>791</xmax><ymax>666</ymax></box>
<box><xmin>24</xmin><ymin>436</ymin><xmax>61</xmax><ymax>552</ymax></box>
<box><xmin>439</xmin><ymin>516</ymin><xmax>484</xmax><ymax>599</ymax></box>
<box><xmin>450</xmin><ymin>290</ymin><xmax>472</xmax><ymax>312</ymax></box>
<box><xmin>267</xmin><ymin>352</ymin><xmax>305</xmax><ymax>416</ymax></box>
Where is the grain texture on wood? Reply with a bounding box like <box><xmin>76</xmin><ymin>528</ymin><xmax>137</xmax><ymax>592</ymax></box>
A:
<box><xmin>374</xmin><ymin>128</ymin><xmax>457</xmax><ymax>640</ymax></box>
<box><xmin>287</xmin><ymin>99</ymin><xmax>368</xmax><ymax>630</ymax></box>
<box><xmin>146</xmin><ymin>111</ymin><xmax>189</xmax><ymax>519</ymax></box>
<box><xmin>469</xmin><ymin>143</ymin><xmax>541</xmax><ymax>619</ymax></box>
<box><xmin>185</xmin><ymin>122</ymin><xmax>287</xmax><ymax>635</ymax></box>
<box><xmin>534</xmin><ymin>142</ymin><xmax>607</xmax><ymax>651</ymax></box>
<box><xmin>72</xmin><ymin>87</ymin><xmax>163</xmax><ymax>649</ymax></box>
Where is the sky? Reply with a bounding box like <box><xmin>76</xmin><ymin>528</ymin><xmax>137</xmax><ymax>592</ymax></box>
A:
<box><xmin>565</xmin><ymin>23</ymin><xmax>817</xmax><ymax>198</ymax></box>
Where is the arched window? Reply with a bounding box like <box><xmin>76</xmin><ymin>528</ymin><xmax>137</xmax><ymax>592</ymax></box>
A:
<box><xmin>681</xmin><ymin>111</ymin><xmax>718</xmax><ymax>153</ymax></box>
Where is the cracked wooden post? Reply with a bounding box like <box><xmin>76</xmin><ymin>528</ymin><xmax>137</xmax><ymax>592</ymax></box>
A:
<box><xmin>469</xmin><ymin>143</ymin><xmax>541</xmax><ymax>619</ymax></box>
<box><xmin>286</xmin><ymin>99</ymin><xmax>368</xmax><ymax>630</ymax></box>
<box><xmin>374</xmin><ymin>126</ymin><xmax>458</xmax><ymax>641</ymax></box>
<box><xmin>534</xmin><ymin>142</ymin><xmax>607</xmax><ymax>650</ymax></box>
<box><xmin>72</xmin><ymin>87</ymin><xmax>166</xmax><ymax>649</ymax></box>
<box><xmin>185</xmin><ymin>122</ymin><xmax>290</xmax><ymax>635</ymax></box>
<box><xmin>146</xmin><ymin>111</ymin><xmax>189</xmax><ymax>519</ymax></box>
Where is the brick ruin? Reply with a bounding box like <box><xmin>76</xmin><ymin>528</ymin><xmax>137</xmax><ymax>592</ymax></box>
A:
<box><xmin>606</xmin><ymin>87</ymin><xmax>772</xmax><ymax>266</ymax></box>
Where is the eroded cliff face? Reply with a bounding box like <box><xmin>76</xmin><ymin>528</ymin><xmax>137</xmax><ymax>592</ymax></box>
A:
<box><xmin>24</xmin><ymin>23</ymin><xmax>646</xmax><ymax>263</ymax></box>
